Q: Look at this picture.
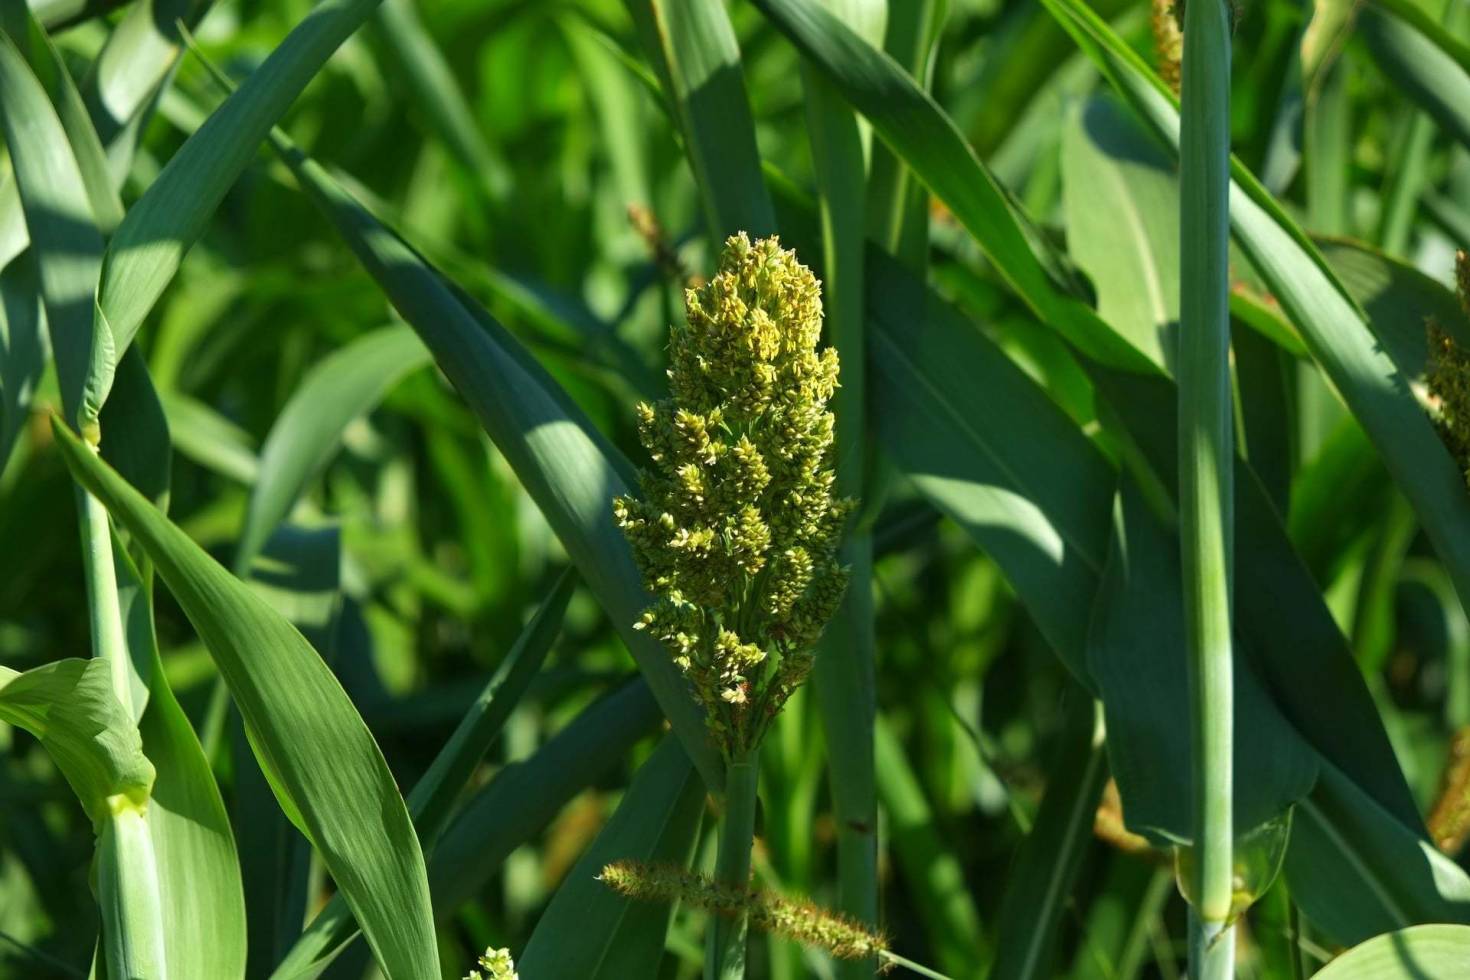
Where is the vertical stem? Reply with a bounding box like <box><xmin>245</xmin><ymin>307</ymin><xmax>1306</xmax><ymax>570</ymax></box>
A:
<box><xmin>801</xmin><ymin>5</ymin><xmax>886</xmax><ymax>974</ymax></box>
<box><xmin>97</xmin><ymin>805</ymin><xmax>169</xmax><ymax>980</ymax></box>
<box><xmin>78</xmin><ymin>441</ymin><xmax>166</xmax><ymax>975</ymax></box>
<box><xmin>80</xmin><ymin>481</ymin><xmax>136</xmax><ymax>718</ymax></box>
<box><xmin>1178</xmin><ymin>0</ymin><xmax>1235</xmax><ymax>977</ymax></box>
<box><xmin>1287</xmin><ymin>898</ymin><xmax>1306</xmax><ymax>980</ymax></box>
<box><xmin>706</xmin><ymin>754</ymin><xmax>759</xmax><ymax>980</ymax></box>
<box><xmin>1304</xmin><ymin>57</ymin><xmax>1350</xmax><ymax>236</ymax></box>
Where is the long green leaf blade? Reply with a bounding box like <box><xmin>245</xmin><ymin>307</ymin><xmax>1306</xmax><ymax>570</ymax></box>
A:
<box><xmin>624</xmin><ymin>0</ymin><xmax>776</xmax><ymax>240</ymax></box>
<box><xmin>987</xmin><ymin>692</ymin><xmax>1106</xmax><ymax>980</ymax></box>
<box><xmin>99</xmin><ymin>0</ymin><xmax>386</xmax><ymax>351</ymax></box>
<box><xmin>49</xmin><ymin>419</ymin><xmax>440</xmax><ymax>980</ymax></box>
<box><xmin>1311</xmin><ymin>924</ymin><xmax>1470</xmax><ymax>978</ymax></box>
<box><xmin>751</xmin><ymin>0</ymin><xmax>1152</xmax><ymax>374</ymax></box>
<box><xmin>236</xmin><ymin>323</ymin><xmax>430</xmax><ymax>573</ymax></box>
<box><xmin>1359</xmin><ymin>0</ymin><xmax>1470</xmax><ymax>154</ymax></box>
<box><xmin>258</xmin><ymin>130</ymin><xmax>722</xmax><ymax>790</ymax></box>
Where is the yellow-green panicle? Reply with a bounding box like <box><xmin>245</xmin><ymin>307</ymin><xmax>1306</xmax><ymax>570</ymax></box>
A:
<box><xmin>614</xmin><ymin>234</ymin><xmax>853</xmax><ymax>757</ymax></box>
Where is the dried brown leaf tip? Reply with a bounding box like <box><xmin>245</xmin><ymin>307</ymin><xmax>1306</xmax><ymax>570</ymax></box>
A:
<box><xmin>599</xmin><ymin>860</ymin><xmax>889</xmax><ymax>962</ymax></box>
<box><xmin>614</xmin><ymin>233</ymin><xmax>854</xmax><ymax>758</ymax></box>
<box><xmin>1427</xmin><ymin>252</ymin><xmax>1470</xmax><ymax>487</ymax></box>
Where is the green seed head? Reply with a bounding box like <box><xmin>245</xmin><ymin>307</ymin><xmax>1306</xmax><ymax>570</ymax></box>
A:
<box><xmin>463</xmin><ymin>946</ymin><xmax>517</xmax><ymax>980</ymax></box>
<box><xmin>599</xmin><ymin>860</ymin><xmax>888</xmax><ymax>962</ymax></box>
<box><xmin>615</xmin><ymin>233</ymin><xmax>853</xmax><ymax>756</ymax></box>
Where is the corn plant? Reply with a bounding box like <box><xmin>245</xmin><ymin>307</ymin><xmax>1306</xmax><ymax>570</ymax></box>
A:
<box><xmin>3</xmin><ymin>0</ymin><xmax>1470</xmax><ymax>978</ymax></box>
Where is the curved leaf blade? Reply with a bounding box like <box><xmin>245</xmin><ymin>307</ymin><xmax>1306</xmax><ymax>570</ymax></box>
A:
<box><xmin>49</xmin><ymin>419</ymin><xmax>440</xmax><ymax>980</ymax></box>
<box><xmin>1311</xmin><ymin>924</ymin><xmax>1470</xmax><ymax>978</ymax></box>
<box><xmin>237</xmin><ymin>323</ymin><xmax>430</xmax><ymax>572</ymax></box>
<box><xmin>751</xmin><ymin>0</ymin><xmax>1152</xmax><ymax>373</ymax></box>
<box><xmin>99</xmin><ymin>0</ymin><xmax>386</xmax><ymax>352</ymax></box>
<box><xmin>258</xmin><ymin>130</ymin><xmax>722</xmax><ymax>790</ymax></box>
<box><xmin>1360</xmin><ymin>0</ymin><xmax>1470</xmax><ymax>155</ymax></box>
<box><xmin>1288</xmin><ymin>762</ymin><xmax>1470</xmax><ymax>945</ymax></box>
<box><xmin>1042</xmin><ymin>0</ymin><xmax>1470</xmax><ymax>779</ymax></box>
<box><xmin>0</xmin><ymin>31</ymin><xmax>110</xmax><ymax>431</ymax></box>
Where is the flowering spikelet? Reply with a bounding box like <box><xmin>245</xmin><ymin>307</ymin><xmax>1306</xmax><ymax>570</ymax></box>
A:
<box><xmin>1152</xmin><ymin>0</ymin><xmax>1183</xmax><ymax>94</ymax></box>
<box><xmin>598</xmin><ymin>861</ymin><xmax>888</xmax><ymax>962</ymax></box>
<box><xmin>1427</xmin><ymin>252</ymin><xmax>1470</xmax><ymax>488</ymax></box>
<box><xmin>463</xmin><ymin>946</ymin><xmax>517</xmax><ymax>980</ymax></box>
<box><xmin>615</xmin><ymin>234</ymin><xmax>854</xmax><ymax>756</ymax></box>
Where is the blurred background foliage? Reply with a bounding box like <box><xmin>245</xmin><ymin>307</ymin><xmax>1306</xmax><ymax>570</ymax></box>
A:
<box><xmin>2</xmin><ymin>0</ymin><xmax>1469</xmax><ymax>977</ymax></box>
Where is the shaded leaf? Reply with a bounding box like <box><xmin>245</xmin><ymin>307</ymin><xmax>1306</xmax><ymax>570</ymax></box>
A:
<box><xmin>517</xmin><ymin>735</ymin><xmax>705</xmax><ymax>979</ymax></box>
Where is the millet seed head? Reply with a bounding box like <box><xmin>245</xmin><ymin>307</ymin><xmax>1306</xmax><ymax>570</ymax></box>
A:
<box><xmin>614</xmin><ymin>233</ymin><xmax>854</xmax><ymax>757</ymax></box>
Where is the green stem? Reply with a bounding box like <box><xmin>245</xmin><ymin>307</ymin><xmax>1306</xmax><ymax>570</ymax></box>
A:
<box><xmin>1178</xmin><ymin>0</ymin><xmax>1235</xmax><ymax>975</ymax></box>
<box><xmin>79</xmin><ymin>482</ymin><xmax>136</xmax><ymax>718</ymax></box>
<box><xmin>706</xmin><ymin>755</ymin><xmax>759</xmax><ymax>980</ymax></box>
<box><xmin>879</xmin><ymin>950</ymin><xmax>957</xmax><ymax>980</ymax></box>
<box><xmin>1287</xmin><ymin>898</ymin><xmax>1305</xmax><ymax>980</ymax></box>
<box><xmin>1188</xmin><ymin>910</ymin><xmax>1235</xmax><ymax>980</ymax></box>
<box><xmin>800</xmin><ymin>5</ymin><xmax>885</xmax><ymax>972</ymax></box>
<box><xmin>97</xmin><ymin>805</ymin><xmax>169</xmax><ymax>980</ymax></box>
<box><xmin>78</xmin><ymin>443</ymin><xmax>166</xmax><ymax>974</ymax></box>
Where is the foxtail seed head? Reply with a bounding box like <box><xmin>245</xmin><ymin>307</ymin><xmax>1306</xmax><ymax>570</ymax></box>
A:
<box><xmin>615</xmin><ymin>234</ymin><xmax>853</xmax><ymax>757</ymax></box>
<box><xmin>599</xmin><ymin>860</ymin><xmax>888</xmax><ymax>962</ymax></box>
<box><xmin>1152</xmin><ymin>0</ymin><xmax>1183</xmax><ymax>94</ymax></box>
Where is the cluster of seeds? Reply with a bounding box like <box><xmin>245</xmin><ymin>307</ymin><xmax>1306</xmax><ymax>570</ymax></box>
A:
<box><xmin>615</xmin><ymin>233</ymin><xmax>853</xmax><ymax>756</ymax></box>
<box><xmin>599</xmin><ymin>861</ymin><xmax>888</xmax><ymax>962</ymax></box>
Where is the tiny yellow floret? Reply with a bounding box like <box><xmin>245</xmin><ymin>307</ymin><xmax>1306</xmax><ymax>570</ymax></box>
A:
<box><xmin>463</xmin><ymin>946</ymin><xmax>517</xmax><ymax>980</ymax></box>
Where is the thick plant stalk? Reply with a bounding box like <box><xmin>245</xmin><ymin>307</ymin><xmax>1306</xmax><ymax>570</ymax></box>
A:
<box><xmin>1178</xmin><ymin>0</ymin><xmax>1235</xmax><ymax>977</ymax></box>
<box><xmin>707</xmin><ymin>755</ymin><xmax>759</xmax><ymax>980</ymax></box>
